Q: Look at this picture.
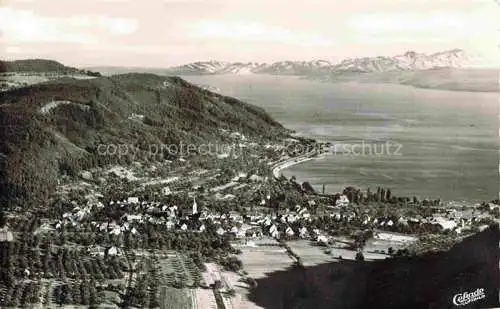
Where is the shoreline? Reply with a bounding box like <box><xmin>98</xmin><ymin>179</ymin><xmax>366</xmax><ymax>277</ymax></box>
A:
<box><xmin>271</xmin><ymin>150</ymin><xmax>321</xmax><ymax>179</ymax></box>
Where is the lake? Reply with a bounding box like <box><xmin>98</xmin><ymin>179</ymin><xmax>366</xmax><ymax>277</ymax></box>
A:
<box><xmin>183</xmin><ymin>75</ymin><xmax>498</xmax><ymax>203</ymax></box>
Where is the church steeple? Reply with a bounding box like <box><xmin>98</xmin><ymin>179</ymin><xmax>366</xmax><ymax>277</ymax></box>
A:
<box><xmin>192</xmin><ymin>197</ymin><xmax>198</xmax><ymax>215</ymax></box>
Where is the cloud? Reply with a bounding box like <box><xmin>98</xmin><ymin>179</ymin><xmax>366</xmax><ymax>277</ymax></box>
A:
<box><xmin>349</xmin><ymin>13</ymin><xmax>462</xmax><ymax>32</ymax></box>
<box><xmin>185</xmin><ymin>20</ymin><xmax>333</xmax><ymax>46</ymax></box>
<box><xmin>0</xmin><ymin>8</ymin><xmax>138</xmax><ymax>44</ymax></box>
<box><xmin>348</xmin><ymin>10</ymin><xmax>498</xmax><ymax>37</ymax></box>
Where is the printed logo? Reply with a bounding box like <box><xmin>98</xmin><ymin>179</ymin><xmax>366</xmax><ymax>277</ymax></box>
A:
<box><xmin>452</xmin><ymin>288</ymin><xmax>486</xmax><ymax>306</ymax></box>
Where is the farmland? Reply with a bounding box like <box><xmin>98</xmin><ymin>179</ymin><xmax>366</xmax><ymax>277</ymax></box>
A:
<box><xmin>158</xmin><ymin>252</ymin><xmax>205</xmax><ymax>288</ymax></box>
<box><xmin>159</xmin><ymin>286</ymin><xmax>193</xmax><ymax>309</ymax></box>
<box><xmin>285</xmin><ymin>240</ymin><xmax>337</xmax><ymax>266</ymax></box>
<box><xmin>237</xmin><ymin>238</ymin><xmax>294</xmax><ymax>279</ymax></box>
<box><xmin>193</xmin><ymin>288</ymin><xmax>217</xmax><ymax>309</ymax></box>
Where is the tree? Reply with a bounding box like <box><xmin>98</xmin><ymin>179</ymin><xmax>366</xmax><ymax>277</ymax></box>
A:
<box><xmin>355</xmin><ymin>251</ymin><xmax>364</xmax><ymax>261</ymax></box>
<box><xmin>388</xmin><ymin>247</ymin><xmax>394</xmax><ymax>256</ymax></box>
<box><xmin>0</xmin><ymin>211</ymin><xmax>6</xmax><ymax>227</ymax></box>
<box><xmin>366</xmin><ymin>188</ymin><xmax>372</xmax><ymax>202</ymax></box>
<box><xmin>302</xmin><ymin>182</ymin><xmax>315</xmax><ymax>194</ymax></box>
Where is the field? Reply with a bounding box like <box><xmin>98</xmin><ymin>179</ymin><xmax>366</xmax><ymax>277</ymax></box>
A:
<box><xmin>285</xmin><ymin>240</ymin><xmax>337</xmax><ymax>266</ymax></box>
<box><xmin>364</xmin><ymin>231</ymin><xmax>418</xmax><ymax>257</ymax></box>
<box><xmin>158</xmin><ymin>252</ymin><xmax>204</xmax><ymax>287</ymax></box>
<box><xmin>193</xmin><ymin>288</ymin><xmax>217</xmax><ymax>309</ymax></box>
<box><xmin>219</xmin><ymin>270</ymin><xmax>266</xmax><ymax>309</ymax></box>
<box><xmin>209</xmin><ymin>237</ymin><xmax>294</xmax><ymax>309</ymax></box>
<box><xmin>237</xmin><ymin>238</ymin><xmax>294</xmax><ymax>279</ymax></box>
<box><xmin>159</xmin><ymin>286</ymin><xmax>193</xmax><ymax>309</ymax></box>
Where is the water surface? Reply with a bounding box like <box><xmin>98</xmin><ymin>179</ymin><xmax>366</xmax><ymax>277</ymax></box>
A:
<box><xmin>184</xmin><ymin>75</ymin><xmax>498</xmax><ymax>202</ymax></box>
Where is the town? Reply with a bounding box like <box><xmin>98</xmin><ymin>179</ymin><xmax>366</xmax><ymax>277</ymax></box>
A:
<box><xmin>0</xmin><ymin>131</ymin><xmax>498</xmax><ymax>309</ymax></box>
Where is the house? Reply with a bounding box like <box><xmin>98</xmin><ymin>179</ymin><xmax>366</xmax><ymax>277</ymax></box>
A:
<box><xmin>107</xmin><ymin>246</ymin><xmax>120</xmax><ymax>256</ymax></box>
<box><xmin>199</xmin><ymin>224</ymin><xmax>206</xmax><ymax>232</ymax></box>
<box><xmin>335</xmin><ymin>195</ymin><xmax>349</xmax><ymax>207</ymax></box>
<box><xmin>223</xmin><ymin>194</ymin><xmax>236</xmax><ymax>200</ymax></box>
<box><xmin>286</xmin><ymin>227</ymin><xmax>295</xmax><ymax>236</ymax></box>
<box><xmin>162</xmin><ymin>187</ymin><xmax>172</xmax><ymax>196</ymax></box>
<box><xmin>88</xmin><ymin>245</ymin><xmax>107</xmax><ymax>256</ymax></box>
<box><xmin>127</xmin><ymin>197</ymin><xmax>139</xmax><ymax>204</ymax></box>
<box><xmin>121</xmin><ymin>222</ymin><xmax>130</xmax><ymax>231</ymax></box>
<box><xmin>317</xmin><ymin>235</ymin><xmax>328</xmax><ymax>244</ymax></box>
<box><xmin>397</xmin><ymin>217</ymin><xmax>408</xmax><ymax>226</ymax></box>
<box><xmin>0</xmin><ymin>227</ymin><xmax>14</xmax><ymax>242</ymax></box>
<box><xmin>36</xmin><ymin>223</ymin><xmax>54</xmax><ymax>234</ymax></box>
<box><xmin>236</xmin><ymin>229</ymin><xmax>246</xmax><ymax>238</ymax></box>
<box><xmin>181</xmin><ymin>223</ymin><xmax>188</xmax><ymax>231</ymax></box>
<box><xmin>269</xmin><ymin>224</ymin><xmax>279</xmax><ymax>238</ymax></box>
<box><xmin>99</xmin><ymin>222</ymin><xmax>107</xmax><ymax>231</ymax></box>
<box><xmin>249</xmin><ymin>174</ymin><xmax>264</xmax><ymax>182</ymax></box>
<box><xmin>245</xmin><ymin>228</ymin><xmax>262</xmax><ymax>238</ymax></box>
<box><xmin>433</xmin><ymin>216</ymin><xmax>457</xmax><ymax>231</ymax></box>
<box><xmin>246</xmin><ymin>240</ymin><xmax>257</xmax><ymax>247</ymax></box>
<box><xmin>125</xmin><ymin>214</ymin><xmax>142</xmax><ymax>222</ymax></box>
<box><xmin>216</xmin><ymin>227</ymin><xmax>226</xmax><ymax>235</ymax></box>
<box><xmin>110</xmin><ymin>227</ymin><xmax>121</xmax><ymax>235</ymax></box>
<box><xmin>299</xmin><ymin>227</ymin><xmax>309</xmax><ymax>238</ymax></box>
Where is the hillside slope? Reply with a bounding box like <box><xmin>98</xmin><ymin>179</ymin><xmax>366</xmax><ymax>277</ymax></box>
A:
<box><xmin>0</xmin><ymin>73</ymin><xmax>289</xmax><ymax>206</ymax></box>
<box><xmin>1</xmin><ymin>59</ymin><xmax>102</xmax><ymax>75</ymax></box>
<box><xmin>249</xmin><ymin>224</ymin><xmax>499</xmax><ymax>309</ymax></box>
<box><xmin>1</xmin><ymin>59</ymin><xmax>79</xmax><ymax>73</ymax></box>
<box><xmin>1</xmin><ymin>59</ymin><xmax>102</xmax><ymax>92</ymax></box>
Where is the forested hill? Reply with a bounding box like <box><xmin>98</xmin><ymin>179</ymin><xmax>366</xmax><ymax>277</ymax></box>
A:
<box><xmin>0</xmin><ymin>72</ymin><xmax>289</xmax><ymax>207</ymax></box>
<box><xmin>1</xmin><ymin>59</ymin><xmax>101</xmax><ymax>76</ymax></box>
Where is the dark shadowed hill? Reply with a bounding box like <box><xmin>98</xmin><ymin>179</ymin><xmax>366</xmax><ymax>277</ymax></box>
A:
<box><xmin>0</xmin><ymin>73</ymin><xmax>289</xmax><ymax>207</ymax></box>
<box><xmin>249</xmin><ymin>224</ymin><xmax>499</xmax><ymax>309</ymax></box>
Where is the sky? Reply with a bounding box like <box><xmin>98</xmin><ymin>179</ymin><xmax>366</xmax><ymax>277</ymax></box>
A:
<box><xmin>0</xmin><ymin>0</ymin><xmax>499</xmax><ymax>67</ymax></box>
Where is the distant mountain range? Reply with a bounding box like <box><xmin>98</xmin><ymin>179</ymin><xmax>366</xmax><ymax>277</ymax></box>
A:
<box><xmin>86</xmin><ymin>49</ymin><xmax>497</xmax><ymax>92</ymax></box>
<box><xmin>162</xmin><ymin>49</ymin><xmax>480</xmax><ymax>76</ymax></box>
